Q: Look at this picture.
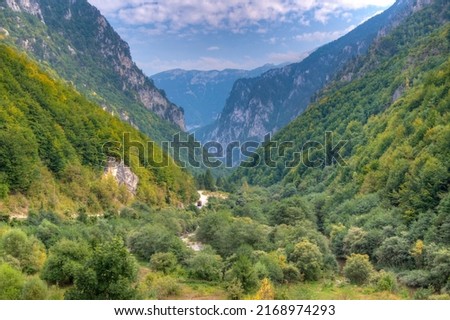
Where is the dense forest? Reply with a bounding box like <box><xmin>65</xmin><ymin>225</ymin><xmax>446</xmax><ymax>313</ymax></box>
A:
<box><xmin>0</xmin><ymin>0</ymin><xmax>449</xmax><ymax>301</ymax></box>
<box><xmin>0</xmin><ymin>45</ymin><xmax>197</xmax><ymax>216</ymax></box>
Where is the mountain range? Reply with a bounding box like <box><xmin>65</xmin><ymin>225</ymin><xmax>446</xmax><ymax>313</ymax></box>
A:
<box><xmin>151</xmin><ymin>64</ymin><xmax>288</xmax><ymax>131</ymax></box>
<box><xmin>197</xmin><ymin>0</ymin><xmax>434</xmax><ymax>145</ymax></box>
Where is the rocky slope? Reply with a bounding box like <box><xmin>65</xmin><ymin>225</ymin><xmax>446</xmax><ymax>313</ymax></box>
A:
<box><xmin>152</xmin><ymin>64</ymin><xmax>284</xmax><ymax>131</ymax></box>
<box><xmin>199</xmin><ymin>0</ymin><xmax>432</xmax><ymax>145</ymax></box>
<box><xmin>0</xmin><ymin>0</ymin><xmax>185</xmax><ymax>140</ymax></box>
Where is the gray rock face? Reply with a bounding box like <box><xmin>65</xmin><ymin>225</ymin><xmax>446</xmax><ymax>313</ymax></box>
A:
<box><xmin>3</xmin><ymin>0</ymin><xmax>185</xmax><ymax>131</ymax></box>
<box><xmin>6</xmin><ymin>0</ymin><xmax>43</xmax><ymax>21</ymax></box>
<box><xmin>152</xmin><ymin>64</ymin><xmax>282</xmax><ymax>131</ymax></box>
<box><xmin>104</xmin><ymin>159</ymin><xmax>139</xmax><ymax>195</ymax></box>
<box><xmin>198</xmin><ymin>0</ymin><xmax>429</xmax><ymax>146</ymax></box>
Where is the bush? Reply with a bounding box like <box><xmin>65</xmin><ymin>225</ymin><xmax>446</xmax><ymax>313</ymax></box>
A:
<box><xmin>187</xmin><ymin>252</ymin><xmax>223</xmax><ymax>282</ymax></box>
<box><xmin>143</xmin><ymin>273</ymin><xmax>181</xmax><ymax>299</ymax></box>
<box><xmin>343</xmin><ymin>254</ymin><xmax>374</xmax><ymax>285</ymax></box>
<box><xmin>290</xmin><ymin>240</ymin><xmax>323</xmax><ymax>281</ymax></box>
<box><xmin>226</xmin><ymin>278</ymin><xmax>244</xmax><ymax>300</ymax></box>
<box><xmin>21</xmin><ymin>277</ymin><xmax>48</xmax><ymax>300</ymax></box>
<box><xmin>375</xmin><ymin>236</ymin><xmax>413</xmax><ymax>269</ymax></box>
<box><xmin>374</xmin><ymin>271</ymin><xmax>398</xmax><ymax>292</ymax></box>
<box><xmin>150</xmin><ymin>252</ymin><xmax>178</xmax><ymax>275</ymax></box>
<box><xmin>41</xmin><ymin>239</ymin><xmax>90</xmax><ymax>285</ymax></box>
<box><xmin>254</xmin><ymin>278</ymin><xmax>275</xmax><ymax>300</ymax></box>
<box><xmin>398</xmin><ymin>270</ymin><xmax>432</xmax><ymax>288</ymax></box>
<box><xmin>0</xmin><ymin>263</ymin><xmax>25</xmax><ymax>299</ymax></box>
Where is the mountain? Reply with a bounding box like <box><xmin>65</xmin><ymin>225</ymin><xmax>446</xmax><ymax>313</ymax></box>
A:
<box><xmin>234</xmin><ymin>0</ymin><xmax>449</xmax><ymax>215</ymax></box>
<box><xmin>199</xmin><ymin>0</ymin><xmax>433</xmax><ymax>145</ymax></box>
<box><xmin>0</xmin><ymin>0</ymin><xmax>185</xmax><ymax>142</ymax></box>
<box><xmin>0</xmin><ymin>44</ymin><xmax>197</xmax><ymax>215</ymax></box>
<box><xmin>152</xmin><ymin>64</ymin><xmax>284</xmax><ymax>131</ymax></box>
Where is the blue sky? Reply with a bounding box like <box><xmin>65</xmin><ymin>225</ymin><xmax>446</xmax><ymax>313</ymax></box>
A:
<box><xmin>88</xmin><ymin>0</ymin><xmax>395</xmax><ymax>76</ymax></box>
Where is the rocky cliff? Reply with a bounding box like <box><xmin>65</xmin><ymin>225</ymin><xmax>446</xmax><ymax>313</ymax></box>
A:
<box><xmin>1</xmin><ymin>0</ymin><xmax>186</xmax><ymax>137</ymax></box>
<box><xmin>198</xmin><ymin>0</ymin><xmax>430</xmax><ymax>146</ymax></box>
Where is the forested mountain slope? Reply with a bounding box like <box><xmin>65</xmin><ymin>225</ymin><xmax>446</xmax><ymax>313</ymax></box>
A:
<box><xmin>0</xmin><ymin>44</ymin><xmax>197</xmax><ymax>216</ymax></box>
<box><xmin>200</xmin><ymin>0</ymin><xmax>434</xmax><ymax>145</ymax></box>
<box><xmin>0</xmin><ymin>0</ymin><xmax>185</xmax><ymax>142</ymax></box>
<box><xmin>230</xmin><ymin>0</ymin><xmax>450</xmax><ymax>289</ymax></box>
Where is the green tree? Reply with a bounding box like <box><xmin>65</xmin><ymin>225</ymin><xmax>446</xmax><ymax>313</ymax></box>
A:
<box><xmin>128</xmin><ymin>224</ymin><xmax>187</xmax><ymax>261</ymax></box>
<box><xmin>66</xmin><ymin>238</ymin><xmax>138</xmax><ymax>300</ymax></box>
<box><xmin>21</xmin><ymin>277</ymin><xmax>48</xmax><ymax>300</ymax></box>
<box><xmin>1</xmin><ymin>229</ymin><xmax>46</xmax><ymax>274</ymax></box>
<box><xmin>376</xmin><ymin>236</ymin><xmax>413</xmax><ymax>269</ymax></box>
<box><xmin>226</xmin><ymin>255</ymin><xmax>258</xmax><ymax>292</ymax></box>
<box><xmin>343</xmin><ymin>254</ymin><xmax>374</xmax><ymax>285</ymax></box>
<box><xmin>290</xmin><ymin>240</ymin><xmax>323</xmax><ymax>281</ymax></box>
<box><xmin>41</xmin><ymin>239</ymin><xmax>90</xmax><ymax>285</ymax></box>
<box><xmin>149</xmin><ymin>252</ymin><xmax>178</xmax><ymax>275</ymax></box>
<box><xmin>204</xmin><ymin>169</ymin><xmax>216</xmax><ymax>191</ymax></box>
<box><xmin>0</xmin><ymin>263</ymin><xmax>25</xmax><ymax>300</ymax></box>
<box><xmin>187</xmin><ymin>251</ymin><xmax>223</xmax><ymax>282</ymax></box>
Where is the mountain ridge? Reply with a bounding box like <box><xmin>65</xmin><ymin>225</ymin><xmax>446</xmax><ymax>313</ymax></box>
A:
<box><xmin>198</xmin><ymin>0</ymin><xmax>432</xmax><ymax>146</ymax></box>
<box><xmin>152</xmin><ymin>63</ymin><xmax>289</xmax><ymax>130</ymax></box>
<box><xmin>0</xmin><ymin>0</ymin><xmax>186</xmax><ymax>140</ymax></box>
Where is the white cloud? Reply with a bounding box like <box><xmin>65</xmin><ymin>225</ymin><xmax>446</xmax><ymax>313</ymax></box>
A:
<box><xmin>207</xmin><ymin>46</ymin><xmax>220</xmax><ymax>51</ymax></box>
<box><xmin>294</xmin><ymin>25</ymin><xmax>355</xmax><ymax>42</ymax></box>
<box><xmin>88</xmin><ymin>0</ymin><xmax>395</xmax><ymax>33</ymax></box>
<box><xmin>267</xmin><ymin>51</ymin><xmax>311</xmax><ymax>64</ymax></box>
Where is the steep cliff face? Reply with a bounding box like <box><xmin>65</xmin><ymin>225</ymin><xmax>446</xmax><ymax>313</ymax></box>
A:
<box><xmin>199</xmin><ymin>0</ymin><xmax>431</xmax><ymax>145</ymax></box>
<box><xmin>105</xmin><ymin>159</ymin><xmax>139</xmax><ymax>195</ymax></box>
<box><xmin>1</xmin><ymin>0</ymin><xmax>185</xmax><ymax>136</ymax></box>
<box><xmin>152</xmin><ymin>64</ymin><xmax>283</xmax><ymax>131</ymax></box>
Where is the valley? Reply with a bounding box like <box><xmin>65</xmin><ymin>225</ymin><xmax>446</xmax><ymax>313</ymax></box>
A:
<box><xmin>0</xmin><ymin>0</ymin><xmax>449</xmax><ymax>302</ymax></box>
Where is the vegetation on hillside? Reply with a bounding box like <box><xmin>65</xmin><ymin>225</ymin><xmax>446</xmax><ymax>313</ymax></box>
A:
<box><xmin>0</xmin><ymin>44</ymin><xmax>196</xmax><ymax>216</ymax></box>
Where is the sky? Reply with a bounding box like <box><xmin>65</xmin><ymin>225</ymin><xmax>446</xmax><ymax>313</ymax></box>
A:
<box><xmin>88</xmin><ymin>0</ymin><xmax>396</xmax><ymax>76</ymax></box>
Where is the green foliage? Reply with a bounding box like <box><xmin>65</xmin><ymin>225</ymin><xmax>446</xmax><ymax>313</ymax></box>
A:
<box><xmin>344</xmin><ymin>254</ymin><xmax>374</xmax><ymax>285</ymax></box>
<box><xmin>21</xmin><ymin>277</ymin><xmax>48</xmax><ymax>300</ymax></box>
<box><xmin>226</xmin><ymin>255</ymin><xmax>258</xmax><ymax>293</ymax></box>
<box><xmin>149</xmin><ymin>252</ymin><xmax>178</xmax><ymax>275</ymax></box>
<box><xmin>290</xmin><ymin>240</ymin><xmax>324</xmax><ymax>281</ymax></box>
<box><xmin>187</xmin><ymin>251</ymin><xmax>223</xmax><ymax>282</ymax></box>
<box><xmin>375</xmin><ymin>236</ymin><xmax>414</xmax><ymax>269</ymax></box>
<box><xmin>0</xmin><ymin>44</ymin><xmax>197</xmax><ymax>214</ymax></box>
<box><xmin>1</xmin><ymin>229</ymin><xmax>46</xmax><ymax>274</ymax></box>
<box><xmin>0</xmin><ymin>263</ymin><xmax>25</xmax><ymax>299</ymax></box>
<box><xmin>65</xmin><ymin>238</ymin><xmax>138</xmax><ymax>300</ymax></box>
<box><xmin>128</xmin><ymin>224</ymin><xmax>188</xmax><ymax>261</ymax></box>
<box><xmin>41</xmin><ymin>239</ymin><xmax>90</xmax><ymax>286</ymax></box>
<box><xmin>225</xmin><ymin>278</ymin><xmax>245</xmax><ymax>300</ymax></box>
<box><xmin>374</xmin><ymin>271</ymin><xmax>398</xmax><ymax>293</ymax></box>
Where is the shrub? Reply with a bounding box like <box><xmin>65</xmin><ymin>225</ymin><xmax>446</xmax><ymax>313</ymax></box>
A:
<box><xmin>343</xmin><ymin>254</ymin><xmax>374</xmax><ymax>285</ymax></box>
<box><xmin>374</xmin><ymin>271</ymin><xmax>398</xmax><ymax>292</ymax></box>
<box><xmin>226</xmin><ymin>278</ymin><xmax>244</xmax><ymax>300</ymax></box>
<box><xmin>290</xmin><ymin>240</ymin><xmax>323</xmax><ymax>281</ymax></box>
<box><xmin>150</xmin><ymin>252</ymin><xmax>178</xmax><ymax>275</ymax></box>
<box><xmin>187</xmin><ymin>252</ymin><xmax>223</xmax><ymax>282</ymax></box>
<box><xmin>254</xmin><ymin>278</ymin><xmax>275</xmax><ymax>300</ymax></box>
<box><xmin>398</xmin><ymin>270</ymin><xmax>432</xmax><ymax>288</ymax></box>
<box><xmin>21</xmin><ymin>277</ymin><xmax>48</xmax><ymax>300</ymax></box>
<box><xmin>0</xmin><ymin>263</ymin><xmax>25</xmax><ymax>299</ymax></box>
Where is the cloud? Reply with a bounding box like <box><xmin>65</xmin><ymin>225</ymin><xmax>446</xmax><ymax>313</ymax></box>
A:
<box><xmin>267</xmin><ymin>51</ymin><xmax>311</xmax><ymax>64</ymax></box>
<box><xmin>207</xmin><ymin>46</ymin><xmax>220</xmax><ymax>51</ymax></box>
<box><xmin>294</xmin><ymin>25</ymin><xmax>355</xmax><ymax>42</ymax></box>
<box><xmin>88</xmin><ymin>0</ymin><xmax>395</xmax><ymax>33</ymax></box>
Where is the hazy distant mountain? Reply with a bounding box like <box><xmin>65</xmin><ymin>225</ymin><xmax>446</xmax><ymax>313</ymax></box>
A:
<box><xmin>152</xmin><ymin>64</ymin><xmax>286</xmax><ymax>131</ymax></box>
